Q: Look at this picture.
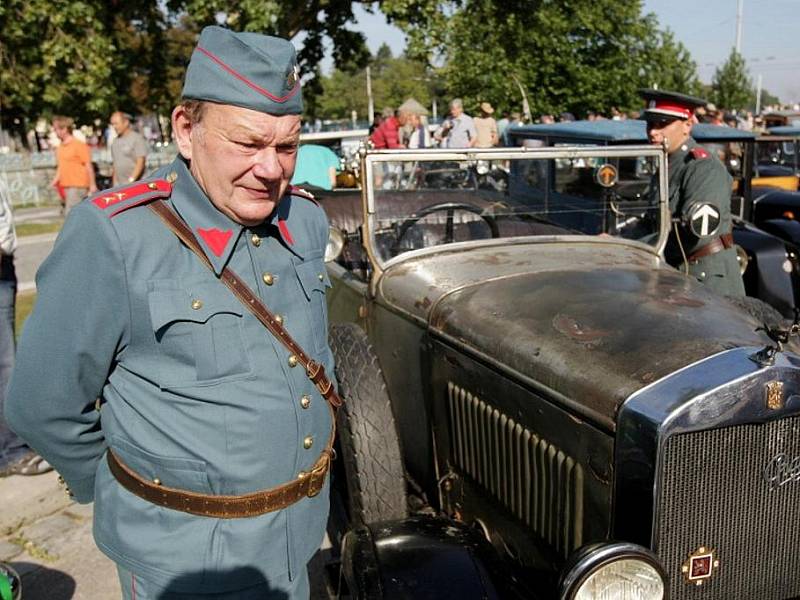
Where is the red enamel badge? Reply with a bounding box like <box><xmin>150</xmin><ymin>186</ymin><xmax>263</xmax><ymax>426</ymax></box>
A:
<box><xmin>690</xmin><ymin>147</ymin><xmax>710</xmax><ymax>159</ymax></box>
<box><xmin>197</xmin><ymin>228</ymin><xmax>233</xmax><ymax>257</ymax></box>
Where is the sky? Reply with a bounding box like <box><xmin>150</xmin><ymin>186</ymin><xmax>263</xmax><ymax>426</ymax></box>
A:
<box><xmin>335</xmin><ymin>1</ymin><xmax>800</xmax><ymax>104</ymax></box>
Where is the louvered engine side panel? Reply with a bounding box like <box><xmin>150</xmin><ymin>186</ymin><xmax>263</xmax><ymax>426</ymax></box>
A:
<box><xmin>447</xmin><ymin>382</ymin><xmax>584</xmax><ymax>556</ymax></box>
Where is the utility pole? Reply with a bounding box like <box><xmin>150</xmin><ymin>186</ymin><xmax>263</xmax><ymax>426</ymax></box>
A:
<box><xmin>366</xmin><ymin>66</ymin><xmax>374</xmax><ymax>124</ymax></box>
<box><xmin>735</xmin><ymin>0</ymin><xmax>743</xmax><ymax>53</ymax></box>
<box><xmin>755</xmin><ymin>73</ymin><xmax>763</xmax><ymax>114</ymax></box>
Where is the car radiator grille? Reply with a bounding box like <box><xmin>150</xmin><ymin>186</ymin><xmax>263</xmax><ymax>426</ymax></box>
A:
<box><xmin>447</xmin><ymin>382</ymin><xmax>584</xmax><ymax>557</ymax></box>
<box><xmin>655</xmin><ymin>416</ymin><xmax>800</xmax><ymax>600</ymax></box>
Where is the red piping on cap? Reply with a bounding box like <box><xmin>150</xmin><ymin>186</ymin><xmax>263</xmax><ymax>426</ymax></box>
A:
<box><xmin>649</xmin><ymin>101</ymin><xmax>692</xmax><ymax>119</ymax></box>
<box><xmin>196</xmin><ymin>46</ymin><xmax>299</xmax><ymax>104</ymax></box>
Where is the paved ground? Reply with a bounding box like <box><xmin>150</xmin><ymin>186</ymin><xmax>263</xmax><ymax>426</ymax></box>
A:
<box><xmin>14</xmin><ymin>205</ymin><xmax>61</xmax><ymax>292</ymax></box>
<box><xmin>0</xmin><ymin>472</ymin><xmax>337</xmax><ymax>599</ymax></box>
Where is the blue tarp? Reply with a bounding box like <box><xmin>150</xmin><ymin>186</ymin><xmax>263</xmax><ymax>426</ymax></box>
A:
<box><xmin>510</xmin><ymin>120</ymin><xmax>756</xmax><ymax>143</ymax></box>
<box><xmin>768</xmin><ymin>126</ymin><xmax>800</xmax><ymax>137</ymax></box>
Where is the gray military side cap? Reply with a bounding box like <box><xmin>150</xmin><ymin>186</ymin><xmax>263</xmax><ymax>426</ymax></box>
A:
<box><xmin>182</xmin><ymin>26</ymin><xmax>303</xmax><ymax>115</ymax></box>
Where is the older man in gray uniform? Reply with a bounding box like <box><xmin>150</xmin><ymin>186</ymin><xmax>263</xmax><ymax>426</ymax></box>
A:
<box><xmin>641</xmin><ymin>89</ymin><xmax>746</xmax><ymax>297</ymax></box>
<box><xmin>6</xmin><ymin>26</ymin><xmax>339</xmax><ymax>599</ymax></box>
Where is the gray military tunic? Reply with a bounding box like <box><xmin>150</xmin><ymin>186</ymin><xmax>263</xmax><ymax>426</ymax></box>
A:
<box><xmin>5</xmin><ymin>157</ymin><xmax>334</xmax><ymax>593</ymax></box>
<box><xmin>664</xmin><ymin>137</ymin><xmax>746</xmax><ymax>297</ymax></box>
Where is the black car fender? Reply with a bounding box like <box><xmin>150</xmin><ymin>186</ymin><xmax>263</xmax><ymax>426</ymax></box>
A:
<box><xmin>733</xmin><ymin>220</ymin><xmax>799</xmax><ymax>317</ymax></box>
<box><xmin>341</xmin><ymin>517</ymin><xmax>525</xmax><ymax>599</ymax></box>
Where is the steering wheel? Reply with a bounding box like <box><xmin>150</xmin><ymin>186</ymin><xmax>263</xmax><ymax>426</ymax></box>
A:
<box><xmin>392</xmin><ymin>202</ymin><xmax>500</xmax><ymax>254</ymax></box>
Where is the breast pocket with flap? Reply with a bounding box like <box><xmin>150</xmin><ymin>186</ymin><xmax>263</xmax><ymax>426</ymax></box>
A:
<box><xmin>148</xmin><ymin>281</ymin><xmax>252</xmax><ymax>388</ymax></box>
<box><xmin>294</xmin><ymin>258</ymin><xmax>332</xmax><ymax>354</ymax></box>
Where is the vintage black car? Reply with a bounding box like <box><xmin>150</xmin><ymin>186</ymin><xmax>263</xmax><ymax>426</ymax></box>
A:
<box><xmin>756</xmin><ymin>126</ymin><xmax>799</xmax><ymax>180</ymax></box>
<box><xmin>509</xmin><ymin>120</ymin><xmax>800</xmax><ymax>318</ymax></box>
<box><xmin>318</xmin><ymin>143</ymin><xmax>800</xmax><ymax>599</ymax></box>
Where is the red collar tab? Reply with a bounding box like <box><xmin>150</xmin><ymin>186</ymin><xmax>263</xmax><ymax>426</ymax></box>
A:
<box><xmin>690</xmin><ymin>147</ymin><xmax>710</xmax><ymax>159</ymax></box>
<box><xmin>278</xmin><ymin>219</ymin><xmax>295</xmax><ymax>245</ymax></box>
<box><xmin>648</xmin><ymin>100</ymin><xmax>692</xmax><ymax>119</ymax></box>
<box><xmin>197</xmin><ymin>227</ymin><xmax>233</xmax><ymax>257</ymax></box>
<box><xmin>92</xmin><ymin>179</ymin><xmax>172</xmax><ymax>217</ymax></box>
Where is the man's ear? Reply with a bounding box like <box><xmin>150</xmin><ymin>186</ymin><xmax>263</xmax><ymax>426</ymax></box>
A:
<box><xmin>172</xmin><ymin>105</ymin><xmax>194</xmax><ymax>161</ymax></box>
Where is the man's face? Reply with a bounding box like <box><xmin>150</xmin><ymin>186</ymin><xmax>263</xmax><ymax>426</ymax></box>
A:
<box><xmin>110</xmin><ymin>114</ymin><xmax>129</xmax><ymax>136</ymax></box>
<box><xmin>450</xmin><ymin>104</ymin><xmax>463</xmax><ymax>118</ymax></box>
<box><xmin>173</xmin><ymin>103</ymin><xmax>301</xmax><ymax>226</ymax></box>
<box><xmin>646</xmin><ymin>117</ymin><xmax>692</xmax><ymax>154</ymax></box>
<box><xmin>52</xmin><ymin>123</ymin><xmax>69</xmax><ymax>142</ymax></box>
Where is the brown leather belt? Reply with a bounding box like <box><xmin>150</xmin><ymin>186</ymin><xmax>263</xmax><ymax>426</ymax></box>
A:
<box><xmin>107</xmin><ymin>450</ymin><xmax>331</xmax><ymax>518</ymax></box>
<box><xmin>687</xmin><ymin>232</ymin><xmax>734</xmax><ymax>263</ymax></box>
<box><xmin>107</xmin><ymin>407</ymin><xmax>335</xmax><ymax>518</ymax></box>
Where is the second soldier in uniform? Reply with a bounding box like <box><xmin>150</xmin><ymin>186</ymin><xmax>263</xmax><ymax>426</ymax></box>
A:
<box><xmin>641</xmin><ymin>89</ymin><xmax>746</xmax><ymax>297</ymax></box>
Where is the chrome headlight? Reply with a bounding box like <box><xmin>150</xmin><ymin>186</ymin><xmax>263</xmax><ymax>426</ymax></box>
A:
<box><xmin>560</xmin><ymin>542</ymin><xmax>666</xmax><ymax>600</ymax></box>
<box><xmin>324</xmin><ymin>226</ymin><xmax>346</xmax><ymax>263</ymax></box>
<box><xmin>475</xmin><ymin>159</ymin><xmax>490</xmax><ymax>175</ymax></box>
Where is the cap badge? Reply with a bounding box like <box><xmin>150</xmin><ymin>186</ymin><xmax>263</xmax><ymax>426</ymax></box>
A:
<box><xmin>681</xmin><ymin>546</ymin><xmax>719</xmax><ymax>586</ymax></box>
<box><xmin>286</xmin><ymin>64</ymin><xmax>299</xmax><ymax>89</ymax></box>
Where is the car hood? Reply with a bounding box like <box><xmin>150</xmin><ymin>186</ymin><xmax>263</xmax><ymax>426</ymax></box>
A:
<box><xmin>379</xmin><ymin>239</ymin><xmax>772</xmax><ymax>429</ymax></box>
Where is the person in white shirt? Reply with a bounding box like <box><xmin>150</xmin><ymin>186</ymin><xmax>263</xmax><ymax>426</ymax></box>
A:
<box><xmin>0</xmin><ymin>181</ymin><xmax>50</xmax><ymax>477</ymax></box>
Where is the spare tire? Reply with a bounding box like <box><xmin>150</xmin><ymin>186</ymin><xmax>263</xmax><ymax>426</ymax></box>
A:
<box><xmin>328</xmin><ymin>323</ymin><xmax>407</xmax><ymax>530</ymax></box>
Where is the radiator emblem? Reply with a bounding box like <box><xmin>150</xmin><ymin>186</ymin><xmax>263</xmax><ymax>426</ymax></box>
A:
<box><xmin>765</xmin><ymin>381</ymin><xmax>785</xmax><ymax>410</ymax></box>
<box><xmin>681</xmin><ymin>546</ymin><xmax>719</xmax><ymax>586</ymax></box>
<box><xmin>763</xmin><ymin>453</ymin><xmax>800</xmax><ymax>489</ymax></box>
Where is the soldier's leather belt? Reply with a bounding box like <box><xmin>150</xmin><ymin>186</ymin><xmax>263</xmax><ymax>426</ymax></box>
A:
<box><xmin>688</xmin><ymin>233</ymin><xmax>734</xmax><ymax>263</ymax></box>
<box><xmin>107</xmin><ymin>447</ymin><xmax>332</xmax><ymax>518</ymax></box>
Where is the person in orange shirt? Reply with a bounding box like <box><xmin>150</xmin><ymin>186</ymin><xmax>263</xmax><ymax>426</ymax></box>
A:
<box><xmin>50</xmin><ymin>116</ymin><xmax>97</xmax><ymax>215</ymax></box>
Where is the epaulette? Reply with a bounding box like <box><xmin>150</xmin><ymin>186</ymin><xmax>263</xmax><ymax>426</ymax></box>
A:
<box><xmin>289</xmin><ymin>185</ymin><xmax>319</xmax><ymax>205</ymax></box>
<box><xmin>91</xmin><ymin>179</ymin><xmax>172</xmax><ymax>218</ymax></box>
<box><xmin>689</xmin><ymin>147</ymin><xmax>710</xmax><ymax>160</ymax></box>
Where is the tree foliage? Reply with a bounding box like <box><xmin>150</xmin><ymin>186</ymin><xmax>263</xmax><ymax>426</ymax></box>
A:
<box><xmin>1</xmin><ymin>0</ymin><xmax>711</xmax><ymax>143</ymax></box>
<box><xmin>316</xmin><ymin>44</ymin><xmax>438</xmax><ymax>120</ymax></box>
<box><xmin>383</xmin><ymin>0</ymin><xmax>702</xmax><ymax>119</ymax></box>
<box><xmin>1</xmin><ymin>0</ymin><xmax>182</xmax><ymax>144</ymax></box>
<box><xmin>0</xmin><ymin>0</ymin><xmax>375</xmax><ymax>139</ymax></box>
<box><xmin>711</xmin><ymin>49</ymin><xmax>753</xmax><ymax>111</ymax></box>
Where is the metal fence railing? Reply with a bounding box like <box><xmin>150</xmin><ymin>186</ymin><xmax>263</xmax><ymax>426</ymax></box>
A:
<box><xmin>0</xmin><ymin>147</ymin><xmax>178</xmax><ymax>208</ymax></box>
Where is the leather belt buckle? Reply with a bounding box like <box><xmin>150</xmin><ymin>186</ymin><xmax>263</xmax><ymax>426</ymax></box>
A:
<box><xmin>305</xmin><ymin>454</ymin><xmax>330</xmax><ymax>498</ymax></box>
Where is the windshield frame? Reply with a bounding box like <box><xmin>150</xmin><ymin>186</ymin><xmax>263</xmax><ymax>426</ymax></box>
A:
<box><xmin>358</xmin><ymin>145</ymin><xmax>669</xmax><ymax>277</ymax></box>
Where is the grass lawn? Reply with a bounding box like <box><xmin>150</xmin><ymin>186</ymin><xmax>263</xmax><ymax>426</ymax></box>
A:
<box><xmin>15</xmin><ymin>292</ymin><xmax>36</xmax><ymax>339</ymax></box>
<box><xmin>16</xmin><ymin>221</ymin><xmax>63</xmax><ymax>237</ymax></box>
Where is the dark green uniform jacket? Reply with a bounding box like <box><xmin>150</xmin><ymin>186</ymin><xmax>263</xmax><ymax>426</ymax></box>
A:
<box><xmin>664</xmin><ymin>137</ymin><xmax>746</xmax><ymax>297</ymax></box>
<box><xmin>5</xmin><ymin>157</ymin><xmax>334</xmax><ymax>592</ymax></box>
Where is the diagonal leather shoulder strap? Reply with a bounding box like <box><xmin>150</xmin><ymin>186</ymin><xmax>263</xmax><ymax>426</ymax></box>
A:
<box><xmin>148</xmin><ymin>200</ymin><xmax>342</xmax><ymax>408</ymax></box>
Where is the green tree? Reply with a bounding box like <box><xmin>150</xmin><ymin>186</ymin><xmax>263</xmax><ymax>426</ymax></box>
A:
<box><xmin>316</xmin><ymin>45</ymin><xmax>436</xmax><ymax>121</ymax></box>
<box><xmin>1</xmin><ymin>0</ymin><xmax>118</xmax><ymax>142</ymax></box>
<box><xmin>382</xmin><ymin>0</ymin><xmax>702</xmax><ymax>119</ymax></box>
<box><xmin>0</xmin><ymin>0</ymin><xmax>177</xmax><ymax>145</ymax></box>
<box><xmin>711</xmin><ymin>49</ymin><xmax>753</xmax><ymax>111</ymax></box>
<box><xmin>756</xmin><ymin>88</ymin><xmax>781</xmax><ymax>108</ymax></box>
<box><xmin>639</xmin><ymin>25</ymin><xmax>703</xmax><ymax>96</ymax></box>
<box><xmin>170</xmin><ymin>0</ymin><xmax>372</xmax><ymax>84</ymax></box>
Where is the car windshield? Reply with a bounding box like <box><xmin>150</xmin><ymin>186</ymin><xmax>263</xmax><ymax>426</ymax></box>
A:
<box><xmin>365</xmin><ymin>147</ymin><xmax>666</xmax><ymax>265</ymax></box>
